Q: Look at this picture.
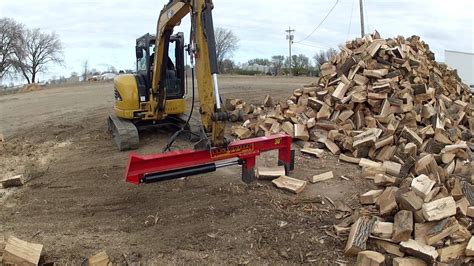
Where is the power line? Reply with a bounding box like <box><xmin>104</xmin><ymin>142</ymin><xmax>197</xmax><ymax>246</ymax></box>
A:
<box><xmin>293</xmin><ymin>41</ymin><xmax>330</xmax><ymax>50</ymax></box>
<box><xmin>294</xmin><ymin>0</ymin><xmax>339</xmax><ymax>44</ymax></box>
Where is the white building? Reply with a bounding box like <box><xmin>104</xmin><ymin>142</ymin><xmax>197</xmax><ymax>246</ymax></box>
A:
<box><xmin>445</xmin><ymin>50</ymin><xmax>474</xmax><ymax>91</ymax></box>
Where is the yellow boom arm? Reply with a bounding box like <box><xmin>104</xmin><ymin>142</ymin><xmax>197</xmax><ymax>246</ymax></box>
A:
<box><xmin>151</xmin><ymin>0</ymin><xmax>226</xmax><ymax>147</ymax></box>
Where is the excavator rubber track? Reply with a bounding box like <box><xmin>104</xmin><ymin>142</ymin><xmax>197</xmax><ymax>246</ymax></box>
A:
<box><xmin>107</xmin><ymin>114</ymin><xmax>139</xmax><ymax>151</ymax></box>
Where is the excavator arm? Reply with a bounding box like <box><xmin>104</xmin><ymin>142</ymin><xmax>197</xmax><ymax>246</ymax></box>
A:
<box><xmin>151</xmin><ymin>0</ymin><xmax>226</xmax><ymax>147</ymax></box>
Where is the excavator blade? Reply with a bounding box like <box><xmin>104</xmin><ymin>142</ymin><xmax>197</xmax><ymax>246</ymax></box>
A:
<box><xmin>107</xmin><ymin>114</ymin><xmax>139</xmax><ymax>151</ymax></box>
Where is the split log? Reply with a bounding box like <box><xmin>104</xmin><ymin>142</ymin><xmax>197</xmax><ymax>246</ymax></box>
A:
<box><xmin>376</xmin><ymin>186</ymin><xmax>399</xmax><ymax>216</ymax></box>
<box><xmin>300</xmin><ymin>147</ymin><xmax>324</xmax><ymax>157</ymax></box>
<box><xmin>411</xmin><ymin>175</ymin><xmax>436</xmax><ymax>199</ymax></box>
<box><xmin>383</xmin><ymin>161</ymin><xmax>402</xmax><ymax>177</ymax></box>
<box><xmin>401</xmin><ymin>126</ymin><xmax>423</xmax><ymax>146</ymax></box>
<box><xmin>310</xmin><ymin>171</ymin><xmax>334</xmax><ymax>183</ymax></box>
<box><xmin>392</xmin><ymin>210</ymin><xmax>414</xmax><ymax>242</ymax></box>
<box><xmin>323</xmin><ymin>138</ymin><xmax>340</xmax><ymax>155</ymax></box>
<box><xmin>372</xmin><ymin>221</ymin><xmax>393</xmax><ymax>239</ymax></box>
<box><xmin>339</xmin><ymin>154</ymin><xmax>361</xmax><ymax>164</ymax></box>
<box><xmin>424</xmin><ymin>217</ymin><xmax>459</xmax><ymax>245</ymax></box>
<box><xmin>400</xmin><ymin>239</ymin><xmax>438</xmax><ymax>263</ymax></box>
<box><xmin>374</xmin><ymin>239</ymin><xmax>404</xmax><ymax>257</ymax></box>
<box><xmin>345</xmin><ymin>217</ymin><xmax>375</xmax><ymax>255</ymax></box>
<box><xmin>392</xmin><ymin>257</ymin><xmax>427</xmax><ymax>266</ymax></box>
<box><xmin>399</xmin><ymin>191</ymin><xmax>423</xmax><ymax>212</ymax></box>
<box><xmin>437</xmin><ymin>242</ymin><xmax>467</xmax><ymax>263</ymax></box>
<box><xmin>294</xmin><ymin>124</ymin><xmax>309</xmax><ymax>141</ymax></box>
<box><xmin>272</xmin><ymin>176</ymin><xmax>307</xmax><ymax>194</ymax></box>
<box><xmin>355</xmin><ymin>250</ymin><xmax>385</xmax><ymax>266</ymax></box>
<box><xmin>0</xmin><ymin>174</ymin><xmax>25</xmax><ymax>188</ymax></box>
<box><xmin>466</xmin><ymin>236</ymin><xmax>474</xmax><ymax>256</ymax></box>
<box><xmin>256</xmin><ymin>166</ymin><xmax>286</xmax><ymax>180</ymax></box>
<box><xmin>88</xmin><ymin>250</ymin><xmax>110</xmax><ymax>266</ymax></box>
<box><xmin>360</xmin><ymin>189</ymin><xmax>383</xmax><ymax>204</ymax></box>
<box><xmin>421</xmin><ymin>196</ymin><xmax>456</xmax><ymax>221</ymax></box>
<box><xmin>2</xmin><ymin>236</ymin><xmax>43</xmax><ymax>266</ymax></box>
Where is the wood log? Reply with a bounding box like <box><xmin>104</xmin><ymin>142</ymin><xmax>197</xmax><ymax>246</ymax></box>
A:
<box><xmin>437</xmin><ymin>242</ymin><xmax>467</xmax><ymax>263</ymax></box>
<box><xmin>339</xmin><ymin>154</ymin><xmax>361</xmax><ymax>164</ymax></box>
<box><xmin>363</xmin><ymin>69</ymin><xmax>388</xmax><ymax>78</ymax></box>
<box><xmin>393</xmin><ymin>210</ymin><xmax>414</xmax><ymax>242</ymax></box>
<box><xmin>372</xmin><ymin>221</ymin><xmax>393</xmax><ymax>239</ymax></box>
<box><xmin>88</xmin><ymin>250</ymin><xmax>110</xmax><ymax>266</ymax></box>
<box><xmin>374</xmin><ymin>239</ymin><xmax>404</xmax><ymax>257</ymax></box>
<box><xmin>310</xmin><ymin>171</ymin><xmax>334</xmax><ymax>183</ymax></box>
<box><xmin>401</xmin><ymin>126</ymin><xmax>423</xmax><ymax>146</ymax></box>
<box><xmin>411</xmin><ymin>175</ymin><xmax>436</xmax><ymax>199</ymax></box>
<box><xmin>362</xmin><ymin>166</ymin><xmax>385</xmax><ymax>179</ymax></box>
<box><xmin>2</xmin><ymin>236</ymin><xmax>43</xmax><ymax>266</ymax></box>
<box><xmin>421</xmin><ymin>197</ymin><xmax>456</xmax><ymax>221</ymax></box>
<box><xmin>383</xmin><ymin>161</ymin><xmax>402</xmax><ymax>177</ymax></box>
<box><xmin>232</xmin><ymin>126</ymin><xmax>252</xmax><ymax>139</ymax></box>
<box><xmin>294</xmin><ymin>124</ymin><xmax>309</xmax><ymax>141</ymax></box>
<box><xmin>0</xmin><ymin>174</ymin><xmax>25</xmax><ymax>188</ymax></box>
<box><xmin>263</xmin><ymin>95</ymin><xmax>274</xmax><ymax>107</ymax></box>
<box><xmin>462</xmin><ymin>181</ymin><xmax>474</xmax><ymax>205</ymax></box>
<box><xmin>374</xmin><ymin>135</ymin><xmax>394</xmax><ymax>149</ymax></box>
<box><xmin>360</xmin><ymin>189</ymin><xmax>383</xmax><ymax>204</ymax></box>
<box><xmin>424</xmin><ymin>217</ymin><xmax>459</xmax><ymax>246</ymax></box>
<box><xmin>374</xmin><ymin>173</ymin><xmax>398</xmax><ymax>186</ymax></box>
<box><xmin>323</xmin><ymin>138</ymin><xmax>340</xmax><ymax>155</ymax></box>
<box><xmin>256</xmin><ymin>166</ymin><xmax>286</xmax><ymax>180</ymax></box>
<box><xmin>466</xmin><ymin>236</ymin><xmax>474</xmax><ymax>256</ymax></box>
<box><xmin>272</xmin><ymin>176</ymin><xmax>307</xmax><ymax>194</ymax></box>
<box><xmin>300</xmin><ymin>147</ymin><xmax>324</xmax><ymax>158</ymax></box>
<box><xmin>355</xmin><ymin>250</ymin><xmax>385</xmax><ymax>266</ymax></box>
<box><xmin>359</xmin><ymin>158</ymin><xmax>383</xmax><ymax>169</ymax></box>
<box><xmin>400</xmin><ymin>239</ymin><xmax>438</xmax><ymax>263</ymax></box>
<box><xmin>392</xmin><ymin>257</ymin><xmax>427</xmax><ymax>266</ymax></box>
<box><xmin>345</xmin><ymin>217</ymin><xmax>375</xmax><ymax>255</ymax></box>
<box><xmin>376</xmin><ymin>186</ymin><xmax>399</xmax><ymax>216</ymax></box>
<box><xmin>468</xmin><ymin>207</ymin><xmax>474</xmax><ymax>218</ymax></box>
<box><xmin>281</xmin><ymin>121</ymin><xmax>294</xmax><ymax>138</ymax></box>
<box><xmin>399</xmin><ymin>190</ymin><xmax>423</xmax><ymax>212</ymax></box>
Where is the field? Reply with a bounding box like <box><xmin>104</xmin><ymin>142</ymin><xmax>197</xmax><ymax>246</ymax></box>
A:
<box><xmin>0</xmin><ymin>75</ymin><xmax>372</xmax><ymax>264</ymax></box>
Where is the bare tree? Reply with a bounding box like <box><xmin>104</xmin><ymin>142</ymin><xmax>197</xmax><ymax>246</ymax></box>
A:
<box><xmin>313</xmin><ymin>48</ymin><xmax>337</xmax><ymax>69</ymax></box>
<box><xmin>271</xmin><ymin>55</ymin><xmax>285</xmax><ymax>75</ymax></box>
<box><xmin>215</xmin><ymin>27</ymin><xmax>239</xmax><ymax>73</ymax></box>
<box><xmin>14</xmin><ymin>28</ymin><xmax>63</xmax><ymax>84</ymax></box>
<box><xmin>0</xmin><ymin>18</ymin><xmax>24</xmax><ymax>80</ymax></box>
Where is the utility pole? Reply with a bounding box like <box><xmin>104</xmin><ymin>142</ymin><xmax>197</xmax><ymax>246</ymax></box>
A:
<box><xmin>359</xmin><ymin>0</ymin><xmax>365</xmax><ymax>37</ymax></box>
<box><xmin>285</xmin><ymin>27</ymin><xmax>295</xmax><ymax>76</ymax></box>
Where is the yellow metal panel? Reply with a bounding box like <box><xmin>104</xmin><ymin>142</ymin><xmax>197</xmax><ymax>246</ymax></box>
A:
<box><xmin>114</xmin><ymin>74</ymin><xmax>139</xmax><ymax>112</ymax></box>
<box><xmin>114</xmin><ymin>107</ymin><xmax>136</xmax><ymax>119</ymax></box>
<box><xmin>164</xmin><ymin>99</ymin><xmax>186</xmax><ymax>114</ymax></box>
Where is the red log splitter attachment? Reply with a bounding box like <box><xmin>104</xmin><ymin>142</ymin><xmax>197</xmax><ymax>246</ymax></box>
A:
<box><xmin>125</xmin><ymin>134</ymin><xmax>294</xmax><ymax>184</ymax></box>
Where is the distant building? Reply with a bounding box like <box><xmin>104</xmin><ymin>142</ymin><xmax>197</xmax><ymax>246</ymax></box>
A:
<box><xmin>445</xmin><ymin>50</ymin><xmax>474</xmax><ymax>92</ymax></box>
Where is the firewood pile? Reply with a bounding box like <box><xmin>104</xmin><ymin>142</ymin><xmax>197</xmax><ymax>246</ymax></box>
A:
<box><xmin>231</xmin><ymin>32</ymin><xmax>474</xmax><ymax>264</ymax></box>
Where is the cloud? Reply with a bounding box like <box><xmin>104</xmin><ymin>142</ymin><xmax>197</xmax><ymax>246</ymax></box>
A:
<box><xmin>1</xmin><ymin>0</ymin><xmax>473</xmax><ymax>81</ymax></box>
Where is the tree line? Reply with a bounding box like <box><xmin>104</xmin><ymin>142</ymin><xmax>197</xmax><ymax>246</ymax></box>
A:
<box><xmin>219</xmin><ymin>48</ymin><xmax>338</xmax><ymax>76</ymax></box>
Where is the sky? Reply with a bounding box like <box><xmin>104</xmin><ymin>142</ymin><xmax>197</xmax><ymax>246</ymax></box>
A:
<box><xmin>1</xmin><ymin>0</ymin><xmax>473</xmax><ymax>83</ymax></box>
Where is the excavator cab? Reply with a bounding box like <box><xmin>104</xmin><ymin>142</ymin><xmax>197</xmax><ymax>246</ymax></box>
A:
<box><xmin>135</xmin><ymin>32</ymin><xmax>185</xmax><ymax>100</ymax></box>
<box><xmin>108</xmin><ymin>32</ymin><xmax>187</xmax><ymax>151</ymax></box>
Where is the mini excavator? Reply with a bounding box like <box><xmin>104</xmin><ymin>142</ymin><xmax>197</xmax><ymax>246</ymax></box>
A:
<box><xmin>109</xmin><ymin>0</ymin><xmax>294</xmax><ymax>184</ymax></box>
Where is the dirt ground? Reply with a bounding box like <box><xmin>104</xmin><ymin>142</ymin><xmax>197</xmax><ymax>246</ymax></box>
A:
<box><xmin>0</xmin><ymin>75</ymin><xmax>374</xmax><ymax>264</ymax></box>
